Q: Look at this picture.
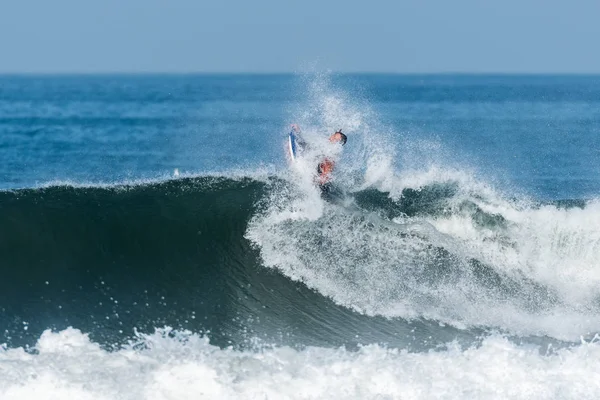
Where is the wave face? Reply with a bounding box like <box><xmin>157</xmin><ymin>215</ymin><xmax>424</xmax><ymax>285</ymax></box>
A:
<box><xmin>0</xmin><ymin>177</ymin><xmax>265</xmax><ymax>347</ymax></box>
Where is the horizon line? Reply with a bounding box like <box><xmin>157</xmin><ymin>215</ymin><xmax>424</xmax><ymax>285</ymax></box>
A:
<box><xmin>2</xmin><ymin>71</ymin><xmax>600</xmax><ymax>76</ymax></box>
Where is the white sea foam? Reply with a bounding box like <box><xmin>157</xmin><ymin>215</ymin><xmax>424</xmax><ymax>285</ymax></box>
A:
<box><xmin>246</xmin><ymin>182</ymin><xmax>600</xmax><ymax>340</ymax></box>
<box><xmin>1</xmin><ymin>328</ymin><xmax>600</xmax><ymax>400</ymax></box>
<box><xmin>247</xmin><ymin>74</ymin><xmax>600</xmax><ymax>341</ymax></box>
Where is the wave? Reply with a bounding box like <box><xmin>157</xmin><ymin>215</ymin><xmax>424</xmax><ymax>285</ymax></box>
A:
<box><xmin>2</xmin><ymin>170</ymin><xmax>600</xmax><ymax>348</ymax></box>
<box><xmin>0</xmin><ymin>175</ymin><xmax>473</xmax><ymax>351</ymax></box>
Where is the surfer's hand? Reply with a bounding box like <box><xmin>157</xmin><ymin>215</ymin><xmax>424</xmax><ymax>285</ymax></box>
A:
<box><xmin>291</xmin><ymin>124</ymin><xmax>300</xmax><ymax>132</ymax></box>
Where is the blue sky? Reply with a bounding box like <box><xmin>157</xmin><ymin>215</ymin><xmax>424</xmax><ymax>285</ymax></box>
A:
<box><xmin>1</xmin><ymin>0</ymin><xmax>599</xmax><ymax>73</ymax></box>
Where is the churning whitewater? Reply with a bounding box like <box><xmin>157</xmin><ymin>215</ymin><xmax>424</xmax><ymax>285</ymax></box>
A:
<box><xmin>2</xmin><ymin>74</ymin><xmax>600</xmax><ymax>399</ymax></box>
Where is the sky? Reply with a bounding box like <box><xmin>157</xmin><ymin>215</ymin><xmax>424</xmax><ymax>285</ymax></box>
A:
<box><xmin>1</xmin><ymin>0</ymin><xmax>600</xmax><ymax>73</ymax></box>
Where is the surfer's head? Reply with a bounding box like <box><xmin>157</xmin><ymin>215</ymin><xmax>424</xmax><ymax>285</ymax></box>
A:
<box><xmin>329</xmin><ymin>130</ymin><xmax>347</xmax><ymax>145</ymax></box>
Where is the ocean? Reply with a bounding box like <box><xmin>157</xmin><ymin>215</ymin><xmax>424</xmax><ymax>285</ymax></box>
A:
<box><xmin>2</xmin><ymin>73</ymin><xmax>600</xmax><ymax>399</ymax></box>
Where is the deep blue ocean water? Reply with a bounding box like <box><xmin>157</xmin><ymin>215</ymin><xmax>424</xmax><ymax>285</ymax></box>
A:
<box><xmin>2</xmin><ymin>74</ymin><xmax>600</xmax><ymax>399</ymax></box>
<box><xmin>2</xmin><ymin>74</ymin><xmax>600</xmax><ymax>198</ymax></box>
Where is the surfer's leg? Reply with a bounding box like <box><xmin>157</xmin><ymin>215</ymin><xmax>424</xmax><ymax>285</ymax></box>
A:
<box><xmin>319</xmin><ymin>182</ymin><xmax>332</xmax><ymax>197</ymax></box>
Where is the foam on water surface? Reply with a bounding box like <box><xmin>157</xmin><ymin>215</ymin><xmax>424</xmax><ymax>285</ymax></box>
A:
<box><xmin>245</xmin><ymin>75</ymin><xmax>600</xmax><ymax>341</ymax></box>
<box><xmin>2</xmin><ymin>328</ymin><xmax>600</xmax><ymax>400</ymax></box>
